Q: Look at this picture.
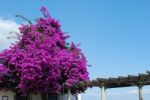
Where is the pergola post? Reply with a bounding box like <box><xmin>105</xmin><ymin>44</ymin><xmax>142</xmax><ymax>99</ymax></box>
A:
<box><xmin>101</xmin><ymin>85</ymin><xmax>106</xmax><ymax>100</ymax></box>
<box><xmin>67</xmin><ymin>89</ymin><xmax>71</xmax><ymax>100</ymax></box>
<box><xmin>75</xmin><ymin>93</ymin><xmax>81</xmax><ymax>100</ymax></box>
<box><xmin>138</xmin><ymin>86</ymin><xmax>143</xmax><ymax>100</ymax></box>
<box><xmin>78</xmin><ymin>94</ymin><xmax>81</xmax><ymax>100</ymax></box>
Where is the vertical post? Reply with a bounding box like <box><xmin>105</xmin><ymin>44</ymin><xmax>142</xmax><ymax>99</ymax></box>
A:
<box><xmin>75</xmin><ymin>94</ymin><xmax>78</xmax><ymax>100</ymax></box>
<box><xmin>68</xmin><ymin>89</ymin><xmax>71</xmax><ymax>100</ymax></box>
<box><xmin>138</xmin><ymin>86</ymin><xmax>143</xmax><ymax>100</ymax></box>
<box><xmin>77</xmin><ymin>94</ymin><xmax>81</xmax><ymax>100</ymax></box>
<box><xmin>101</xmin><ymin>85</ymin><xmax>106</xmax><ymax>100</ymax></box>
<box><xmin>75</xmin><ymin>93</ymin><xmax>81</xmax><ymax>100</ymax></box>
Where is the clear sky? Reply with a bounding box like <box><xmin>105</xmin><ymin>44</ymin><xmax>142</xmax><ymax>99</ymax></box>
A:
<box><xmin>0</xmin><ymin>0</ymin><xmax>150</xmax><ymax>100</ymax></box>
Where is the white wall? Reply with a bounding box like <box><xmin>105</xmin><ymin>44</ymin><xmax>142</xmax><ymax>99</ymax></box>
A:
<box><xmin>0</xmin><ymin>90</ymin><xmax>15</xmax><ymax>100</ymax></box>
<box><xmin>0</xmin><ymin>91</ymin><xmax>80</xmax><ymax>100</ymax></box>
<box><xmin>31</xmin><ymin>94</ymin><xmax>42</xmax><ymax>100</ymax></box>
<box><xmin>0</xmin><ymin>91</ymin><xmax>42</xmax><ymax>100</ymax></box>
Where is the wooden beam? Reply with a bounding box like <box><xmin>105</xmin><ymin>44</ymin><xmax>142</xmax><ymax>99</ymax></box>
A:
<box><xmin>72</xmin><ymin>71</ymin><xmax>150</xmax><ymax>89</ymax></box>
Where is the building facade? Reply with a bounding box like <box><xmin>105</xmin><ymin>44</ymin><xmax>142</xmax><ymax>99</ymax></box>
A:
<box><xmin>0</xmin><ymin>91</ymin><xmax>81</xmax><ymax>100</ymax></box>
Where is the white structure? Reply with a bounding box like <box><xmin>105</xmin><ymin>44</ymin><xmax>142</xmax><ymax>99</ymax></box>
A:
<box><xmin>0</xmin><ymin>91</ymin><xmax>15</xmax><ymax>100</ymax></box>
<box><xmin>0</xmin><ymin>91</ymin><xmax>42</xmax><ymax>100</ymax></box>
<box><xmin>62</xmin><ymin>94</ymin><xmax>81</xmax><ymax>100</ymax></box>
<box><xmin>101</xmin><ymin>86</ymin><xmax>106</xmax><ymax>100</ymax></box>
<box><xmin>0</xmin><ymin>91</ymin><xmax>81</xmax><ymax>100</ymax></box>
<box><xmin>30</xmin><ymin>94</ymin><xmax>42</xmax><ymax>100</ymax></box>
<box><xmin>77</xmin><ymin>94</ymin><xmax>81</xmax><ymax>100</ymax></box>
<box><xmin>138</xmin><ymin>86</ymin><xmax>143</xmax><ymax>100</ymax></box>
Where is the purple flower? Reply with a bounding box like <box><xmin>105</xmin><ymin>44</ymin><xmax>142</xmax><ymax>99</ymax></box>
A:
<box><xmin>40</xmin><ymin>6</ymin><xmax>51</xmax><ymax>18</ymax></box>
<box><xmin>0</xmin><ymin>6</ymin><xmax>90</xmax><ymax>95</ymax></box>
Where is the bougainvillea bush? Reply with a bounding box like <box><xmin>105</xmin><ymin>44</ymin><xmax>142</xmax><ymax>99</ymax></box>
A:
<box><xmin>0</xmin><ymin>7</ymin><xmax>89</xmax><ymax>95</ymax></box>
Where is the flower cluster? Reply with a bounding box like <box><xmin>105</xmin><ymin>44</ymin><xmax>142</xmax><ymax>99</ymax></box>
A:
<box><xmin>0</xmin><ymin>7</ymin><xmax>89</xmax><ymax>95</ymax></box>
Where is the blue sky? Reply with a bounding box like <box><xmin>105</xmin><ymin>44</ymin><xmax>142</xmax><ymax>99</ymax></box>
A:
<box><xmin>0</xmin><ymin>0</ymin><xmax>150</xmax><ymax>100</ymax></box>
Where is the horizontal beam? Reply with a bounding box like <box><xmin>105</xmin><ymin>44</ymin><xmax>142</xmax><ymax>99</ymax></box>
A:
<box><xmin>72</xmin><ymin>71</ymin><xmax>150</xmax><ymax>89</ymax></box>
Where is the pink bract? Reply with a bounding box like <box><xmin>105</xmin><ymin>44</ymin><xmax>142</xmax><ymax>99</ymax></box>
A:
<box><xmin>0</xmin><ymin>7</ymin><xmax>89</xmax><ymax>95</ymax></box>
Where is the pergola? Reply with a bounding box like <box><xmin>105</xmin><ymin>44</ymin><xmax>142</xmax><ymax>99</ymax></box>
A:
<box><xmin>69</xmin><ymin>71</ymin><xmax>150</xmax><ymax>100</ymax></box>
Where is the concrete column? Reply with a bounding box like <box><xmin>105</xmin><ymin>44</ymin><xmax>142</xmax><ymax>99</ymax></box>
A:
<box><xmin>68</xmin><ymin>89</ymin><xmax>71</xmax><ymax>100</ymax></box>
<box><xmin>75</xmin><ymin>94</ymin><xmax>81</xmax><ymax>100</ymax></box>
<box><xmin>138</xmin><ymin>86</ymin><xmax>143</xmax><ymax>100</ymax></box>
<box><xmin>101</xmin><ymin>86</ymin><xmax>106</xmax><ymax>100</ymax></box>
<box><xmin>77</xmin><ymin>94</ymin><xmax>81</xmax><ymax>100</ymax></box>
